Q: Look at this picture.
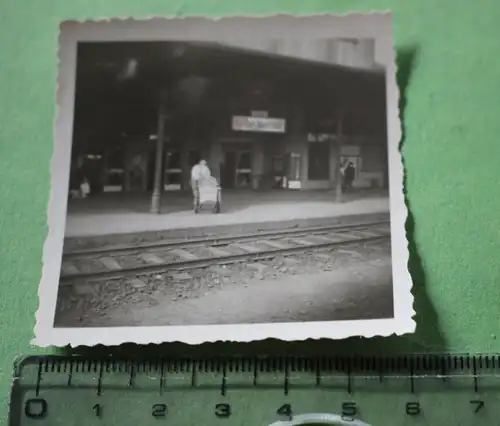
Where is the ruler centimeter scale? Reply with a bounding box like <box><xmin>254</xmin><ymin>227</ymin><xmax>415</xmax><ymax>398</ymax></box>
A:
<box><xmin>9</xmin><ymin>354</ymin><xmax>500</xmax><ymax>426</ymax></box>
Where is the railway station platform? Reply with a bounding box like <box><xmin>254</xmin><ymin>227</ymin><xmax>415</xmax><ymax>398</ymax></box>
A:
<box><xmin>65</xmin><ymin>189</ymin><xmax>390</xmax><ymax>238</ymax></box>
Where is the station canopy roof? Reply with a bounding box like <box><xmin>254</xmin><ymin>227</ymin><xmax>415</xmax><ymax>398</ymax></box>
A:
<box><xmin>73</xmin><ymin>41</ymin><xmax>388</xmax><ymax>147</ymax></box>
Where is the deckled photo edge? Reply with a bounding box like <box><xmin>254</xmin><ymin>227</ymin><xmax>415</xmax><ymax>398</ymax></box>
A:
<box><xmin>385</xmin><ymin>20</ymin><xmax>415</xmax><ymax>333</ymax></box>
<box><xmin>34</xmin><ymin>22</ymin><xmax>77</xmax><ymax>346</ymax></box>
<box><xmin>34</xmin><ymin>13</ymin><xmax>414</xmax><ymax>348</ymax></box>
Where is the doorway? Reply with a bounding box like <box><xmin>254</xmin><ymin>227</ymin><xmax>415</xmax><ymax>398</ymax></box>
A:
<box><xmin>126</xmin><ymin>150</ymin><xmax>148</xmax><ymax>192</ymax></box>
<box><xmin>308</xmin><ymin>142</ymin><xmax>330</xmax><ymax>181</ymax></box>
<box><xmin>272</xmin><ymin>154</ymin><xmax>286</xmax><ymax>188</ymax></box>
<box><xmin>235</xmin><ymin>151</ymin><xmax>252</xmax><ymax>188</ymax></box>
<box><xmin>221</xmin><ymin>151</ymin><xmax>237</xmax><ymax>189</ymax></box>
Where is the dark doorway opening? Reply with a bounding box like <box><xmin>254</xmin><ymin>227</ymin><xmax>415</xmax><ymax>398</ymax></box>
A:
<box><xmin>221</xmin><ymin>151</ymin><xmax>237</xmax><ymax>189</ymax></box>
<box><xmin>85</xmin><ymin>154</ymin><xmax>105</xmax><ymax>194</ymax></box>
<box><xmin>308</xmin><ymin>142</ymin><xmax>330</xmax><ymax>180</ymax></box>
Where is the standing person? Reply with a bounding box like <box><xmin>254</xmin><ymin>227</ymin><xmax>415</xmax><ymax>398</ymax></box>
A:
<box><xmin>69</xmin><ymin>156</ymin><xmax>89</xmax><ymax>198</ymax></box>
<box><xmin>340</xmin><ymin>159</ymin><xmax>347</xmax><ymax>191</ymax></box>
<box><xmin>344</xmin><ymin>161</ymin><xmax>356</xmax><ymax>192</ymax></box>
<box><xmin>80</xmin><ymin>177</ymin><xmax>91</xmax><ymax>198</ymax></box>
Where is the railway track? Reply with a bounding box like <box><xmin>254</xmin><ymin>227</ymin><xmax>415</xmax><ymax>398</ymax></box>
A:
<box><xmin>60</xmin><ymin>220</ymin><xmax>391</xmax><ymax>285</ymax></box>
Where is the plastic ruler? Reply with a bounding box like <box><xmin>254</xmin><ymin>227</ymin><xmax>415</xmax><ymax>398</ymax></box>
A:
<box><xmin>9</xmin><ymin>354</ymin><xmax>500</xmax><ymax>426</ymax></box>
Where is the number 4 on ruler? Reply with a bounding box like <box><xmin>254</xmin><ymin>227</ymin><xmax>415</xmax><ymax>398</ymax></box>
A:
<box><xmin>277</xmin><ymin>404</ymin><xmax>293</xmax><ymax>420</ymax></box>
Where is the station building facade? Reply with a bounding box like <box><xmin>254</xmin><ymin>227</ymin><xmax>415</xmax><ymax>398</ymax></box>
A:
<box><xmin>99</xmin><ymin>112</ymin><xmax>388</xmax><ymax>194</ymax></box>
<box><xmin>74</xmin><ymin>39</ymin><xmax>388</xmax><ymax>195</ymax></box>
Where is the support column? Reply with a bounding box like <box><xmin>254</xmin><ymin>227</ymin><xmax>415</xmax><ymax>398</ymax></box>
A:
<box><xmin>180</xmin><ymin>147</ymin><xmax>189</xmax><ymax>191</ymax></box>
<box><xmin>328</xmin><ymin>136</ymin><xmax>337</xmax><ymax>187</ymax></box>
<box><xmin>123</xmin><ymin>144</ymin><xmax>131</xmax><ymax>192</ymax></box>
<box><xmin>292</xmin><ymin>100</ymin><xmax>306</xmax><ymax>189</ymax></box>
<box><xmin>208</xmin><ymin>141</ymin><xmax>222</xmax><ymax>181</ymax></box>
<box><xmin>252</xmin><ymin>140</ymin><xmax>264</xmax><ymax>189</ymax></box>
<box><xmin>300</xmin><ymin>139</ymin><xmax>308</xmax><ymax>187</ymax></box>
<box><xmin>101</xmin><ymin>150</ymin><xmax>108</xmax><ymax>189</ymax></box>
<box><xmin>150</xmin><ymin>105</ymin><xmax>167</xmax><ymax>214</ymax></box>
<box><xmin>334</xmin><ymin>114</ymin><xmax>344</xmax><ymax>202</ymax></box>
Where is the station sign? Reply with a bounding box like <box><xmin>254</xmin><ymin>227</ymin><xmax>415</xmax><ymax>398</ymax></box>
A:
<box><xmin>307</xmin><ymin>133</ymin><xmax>337</xmax><ymax>142</ymax></box>
<box><xmin>232</xmin><ymin>116</ymin><xmax>286</xmax><ymax>133</ymax></box>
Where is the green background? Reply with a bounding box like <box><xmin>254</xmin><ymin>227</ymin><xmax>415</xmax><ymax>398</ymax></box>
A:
<box><xmin>1</xmin><ymin>0</ymin><xmax>500</xmax><ymax>423</ymax></box>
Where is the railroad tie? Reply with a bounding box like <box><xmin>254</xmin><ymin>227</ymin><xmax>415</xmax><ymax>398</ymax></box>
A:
<box><xmin>128</xmin><ymin>278</ymin><xmax>147</xmax><ymax>289</ymax></box>
<box><xmin>99</xmin><ymin>257</ymin><xmax>123</xmax><ymax>270</ymax></box>
<box><xmin>61</xmin><ymin>261</ymin><xmax>80</xmax><ymax>276</ymax></box>
<box><xmin>288</xmin><ymin>238</ymin><xmax>314</xmax><ymax>246</ymax></box>
<box><xmin>372</xmin><ymin>227</ymin><xmax>391</xmax><ymax>236</ymax></box>
<box><xmin>348</xmin><ymin>231</ymin><xmax>376</xmax><ymax>239</ymax></box>
<box><xmin>352</xmin><ymin>230</ymin><xmax>384</xmax><ymax>238</ymax></box>
<box><xmin>169</xmin><ymin>248</ymin><xmax>200</xmax><ymax>260</ymax></box>
<box><xmin>323</xmin><ymin>233</ymin><xmax>358</xmax><ymax>241</ymax></box>
<box><xmin>307</xmin><ymin>234</ymin><xmax>345</xmax><ymax>243</ymax></box>
<box><xmin>230</xmin><ymin>242</ymin><xmax>262</xmax><ymax>253</ymax></box>
<box><xmin>314</xmin><ymin>253</ymin><xmax>332</xmax><ymax>260</ymax></box>
<box><xmin>259</xmin><ymin>239</ymin><xmax>290</xmax><ymax>250</ymax></box>
<box><xmin>336</xmin><ymin>249</ymin><xmax>365</xmax><ymax>259</ymax></box>
<box><xmin>140</xmin><ymin>253</ymin><xmax>165</xmax><ymax>264</ymax></box>
<box><xmin>207</xmin><ymin>246</ymin><xmax>231</xmax><ymax>257</ymax></box>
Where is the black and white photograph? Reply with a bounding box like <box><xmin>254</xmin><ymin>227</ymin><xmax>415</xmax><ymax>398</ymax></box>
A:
<box><xmin>35</xmin><ymin>14</ymin><xmax>414</xmax><ymax>346</ymax></box>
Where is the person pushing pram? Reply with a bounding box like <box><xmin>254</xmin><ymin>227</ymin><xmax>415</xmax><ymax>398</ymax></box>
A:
<box><xmin>190</xmin><ymin>159</ymin><xmax>211</xmax><ymax>190</ymax></box>
<box><xmin>190</xmin><ymin>159</ymin><xmax>221</xmax><ymax>213</ymax></box>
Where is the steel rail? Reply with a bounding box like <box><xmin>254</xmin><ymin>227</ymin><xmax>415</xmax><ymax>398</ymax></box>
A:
<box><xmin>63</xmin><ymin>219</ymin><xmax>391</xmax><ymax>258</ymax></box>
<box><xmin>59</xmin><ymin>230</ymin><xmax>390</xmax><ymax>286</ymax></box>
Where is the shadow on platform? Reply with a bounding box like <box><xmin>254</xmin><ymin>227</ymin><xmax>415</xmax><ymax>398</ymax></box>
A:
<box><xmin>67</xmin><ymin>188</ymin><xmax>389</xmax><ymax>215</ymax></box>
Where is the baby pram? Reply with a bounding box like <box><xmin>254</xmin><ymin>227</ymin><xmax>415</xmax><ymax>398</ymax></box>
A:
<box><xmin>193</xmin><ymin>176</ymin><xmax>221</xmax><ymax>214</ymax></box>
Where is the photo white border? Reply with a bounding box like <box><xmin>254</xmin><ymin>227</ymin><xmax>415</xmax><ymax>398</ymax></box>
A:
<box><xmin>34</xmin><ymin>13</ymin><xmax>415</xmax><ymax>347</ymax></box>
<box><xmin>268</xmin><ymin>413</ymin><xmax>372</xmax><ymax>426</ymax></box>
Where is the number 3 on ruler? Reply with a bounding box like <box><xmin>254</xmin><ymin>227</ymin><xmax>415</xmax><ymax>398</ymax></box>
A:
<box><xmin>215</xmin><ymin>403</ymin><xmax>231</xmax><ymax>418</ymax></box>
<box><xmin>152</xmin><ymin>404</ymin><xmax>168</xmax><ymax>418</ymax></box>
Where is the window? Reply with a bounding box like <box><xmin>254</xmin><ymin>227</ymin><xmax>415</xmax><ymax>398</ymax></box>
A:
<box><xmin>236</xmin><ymin>151</ymin><xmax>252</xmax><ymax>188</ymax></box>
<box><xmin>103</xmin><ymin>146</ymin><xmax>124</xmax><ymax>192</ymax></box>
<box><xmin>164</xmin><ymin>151</ymin><xmax>182</xmax><ymax>190</ymax></box>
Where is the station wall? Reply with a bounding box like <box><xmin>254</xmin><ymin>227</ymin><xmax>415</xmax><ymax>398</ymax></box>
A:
<box><xmin>204</xmin><ymin>134</ymin><xmax>387</xmax><ymax>191</ymax></box>
<box><xmin>93</xmin><ymin>132</ymin><xmax>386</xmax><ymax>194</ymax></box>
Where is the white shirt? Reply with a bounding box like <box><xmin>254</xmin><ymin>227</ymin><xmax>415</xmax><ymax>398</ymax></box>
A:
<box><xmin>191</xmin><ymin>164</ymin><xmax>211</xmax><ymax>181</ymax></box>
